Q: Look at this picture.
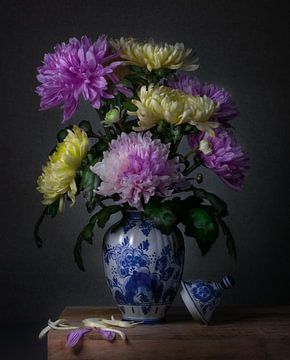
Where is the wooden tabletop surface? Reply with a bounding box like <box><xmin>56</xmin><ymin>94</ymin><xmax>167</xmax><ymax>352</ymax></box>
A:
<box><xmin>48</xmin><ymin>306</ymin><xmax>290</xmax><ymax>360</ymax></box>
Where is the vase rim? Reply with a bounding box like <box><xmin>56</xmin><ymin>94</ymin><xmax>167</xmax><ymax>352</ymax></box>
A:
<box><xmin>122</xmin><ymin>209</ymin><xmax>142</xmax><ymax>220</ymax></box>
<box><xmin>121</xmin><ymin>208</ymin><xmax>144</xmax><ymax>215</ymax></box>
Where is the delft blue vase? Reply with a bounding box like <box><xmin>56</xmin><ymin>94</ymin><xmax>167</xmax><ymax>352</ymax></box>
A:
<box><xmin>103</xmin><ymin>211</ymin><xmax>185</xmax><ymax>323</ymax></box>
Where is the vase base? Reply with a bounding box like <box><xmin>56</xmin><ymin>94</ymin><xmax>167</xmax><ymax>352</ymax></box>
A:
<box><xmin>122</xmin><ymin>316</ymin><xmax>164</xmax><ymax>324</ymax></box>
<box><xmin>118</xmin><ymin>304</ymin><xmax>170</xmax><ymax>323</ymax></box>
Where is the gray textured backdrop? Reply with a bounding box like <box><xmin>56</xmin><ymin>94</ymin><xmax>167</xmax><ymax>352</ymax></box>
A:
<box><xmin>1</xmin><ymin>0</ymin><xmax>289</xmax><ymax>334</ymax></box>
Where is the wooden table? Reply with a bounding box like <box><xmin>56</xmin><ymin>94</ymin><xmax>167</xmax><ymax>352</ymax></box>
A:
<box><xmin>48</xmin><ymin>306</ymin><xmax>290</xmax><ymax>359</ymax></box>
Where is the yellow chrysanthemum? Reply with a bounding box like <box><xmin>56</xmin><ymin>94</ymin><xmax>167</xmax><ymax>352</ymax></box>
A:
<box><xmin>128</xmin><ymin>84</ymin><xmax>219</xmax><ymax>135</ymax></box>
<box><xmin>111</xmin><ymin>37</ymin><xmax>198</xmax><ymax>72</ymax></box>
<box><xmin>37</xmin><ymin>125</ymin><xmax>89</xmax><ymax>211</ymax></box>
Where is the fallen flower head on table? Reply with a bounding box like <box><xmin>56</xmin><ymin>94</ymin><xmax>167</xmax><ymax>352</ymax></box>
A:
<box><xmin>38</xmin><ymin>315</ymin><xmax>142</xmax><ymax>348</ymax></box>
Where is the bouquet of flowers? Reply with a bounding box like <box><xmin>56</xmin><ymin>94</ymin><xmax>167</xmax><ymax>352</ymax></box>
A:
<box><xmin>35</xmin><ymin>35</ymin><xmax>249</xmax><ymax>271</ymax></box>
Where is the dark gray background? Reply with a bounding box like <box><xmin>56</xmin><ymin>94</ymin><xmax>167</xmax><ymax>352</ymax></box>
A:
<box><xmin>1</xmin><ymin>0</ymin><xmax>289</xmax><ymax>358</ymax></box>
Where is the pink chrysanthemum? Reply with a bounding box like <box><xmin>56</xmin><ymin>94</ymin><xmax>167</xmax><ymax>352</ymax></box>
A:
<box><xmin>90</xmin><ymin>132</ymin><xmax>184</xmax><ymax>210</ymax></box>
<box><xmin>36</xmin><ymin>35</ymin><xmax>132</xmax><ymax>122</ymax></box>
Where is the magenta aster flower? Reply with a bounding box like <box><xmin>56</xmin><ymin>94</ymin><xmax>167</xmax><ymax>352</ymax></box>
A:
<box><xmin>36</xmin><ymin>35</ymin><xmax>132</xmax><ymax>122</ymax></box>
<box><xmin>167</xmin><ymin>75</ymin><xmax>238</xmax><ymax>124</ymax></box>
<box><xmin>90</xmin><ymin>132</ymin><xmax>184</xmax><ymax>210</ymax></box>
<box><xmin>189</xmin><ymin>129</ymin><xmax>249</xmax><ymax>190</ymax></box>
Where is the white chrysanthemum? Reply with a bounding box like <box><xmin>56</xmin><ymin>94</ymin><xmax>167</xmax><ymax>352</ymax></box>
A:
<box><xmin>128</xmin><ymin>84</ymin><xmax>219</xmax><ymax>135</ymax></box>
<box><xmin>111</xmin><ymin>37</ymin><xmax>198</xmax><ymax>72</ymax></box>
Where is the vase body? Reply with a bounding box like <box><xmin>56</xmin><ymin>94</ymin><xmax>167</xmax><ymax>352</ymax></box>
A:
<box><xmin>103</xmin><ymin>211</ymin><xmax>185</xmax><ymax>323</ymax></box>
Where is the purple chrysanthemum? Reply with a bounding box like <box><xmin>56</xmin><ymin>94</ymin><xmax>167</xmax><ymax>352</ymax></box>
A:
<box><xmin>188</xmin><ymin>129</ymin><xmax>249</xmax><ymax>190</ymax></box>
<box><xmin>167</xmin><ymin>75</ymin><xmax>238</xmax><ymax>124</ymax></box>
<box><xmin>36</xmin><ymin>35</ymin><xmax>132</xmax><ymax>122</ymax></box>
<box><xmin>90</xmin><ymin>132</ymin><xmax>184</xmax><ymax>210</ymax></box>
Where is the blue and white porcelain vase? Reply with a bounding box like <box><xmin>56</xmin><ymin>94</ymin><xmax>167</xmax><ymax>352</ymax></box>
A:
<box><xmin>103</xmin><ymin>211</ymin><xmax>185</xmax><ymax>323</ymax></box>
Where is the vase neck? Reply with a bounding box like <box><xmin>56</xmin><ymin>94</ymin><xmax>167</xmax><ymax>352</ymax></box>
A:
<box><xmin>123</xmin><ymin>210</ymin><xmax>142</xmax><ymax>221</ymax></box>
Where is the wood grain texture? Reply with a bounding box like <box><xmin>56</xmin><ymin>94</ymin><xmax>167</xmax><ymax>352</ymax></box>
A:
<box><xmin>48</xmin><ymin>307</ymin><xmax>290</xmax><ymax>360</ymax></box>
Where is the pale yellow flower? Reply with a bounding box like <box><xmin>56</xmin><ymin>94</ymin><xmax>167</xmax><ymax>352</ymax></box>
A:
<box><xmin>128</xmin><ymin>84</ymin><xmax>219</xmax><ymax>135</ymax></box>
<box><xmin>111</xmin><ymin>37</ymin><xmax>198</xmax><ymax>72</ymax></box>
<box><xmin>37</xmin><ymin>125</ymin><xmax>89</xmax><ymax>211</ymax></box>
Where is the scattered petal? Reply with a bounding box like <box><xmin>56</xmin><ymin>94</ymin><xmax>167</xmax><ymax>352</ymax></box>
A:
<box><xmin>99</xmin><ymin>329</ymin><xmax>116</xmax><ymax>342</ymax></box>
<box><xmin>82</xmin><ymin>318</ymin><xmax>106</xmax><ymax>328</ymax></box>
<box><xmin>102</xmin><ymin>317</ymin><xmax>143</xmax><ymax>328</ymax></box>
<box><xmin>102</xmin><ymin>328</ymin><xmax>127</xmax><ymax>341</ymax></box>
<box><xmin>66</xmin><ymin>328</ymin><xmax>92</xmax><ymax>348</ymax></box>
<box><xmin>38</xmin><ymin>325</ymin><xmax>51</xmax><ymax>340</ymax></box>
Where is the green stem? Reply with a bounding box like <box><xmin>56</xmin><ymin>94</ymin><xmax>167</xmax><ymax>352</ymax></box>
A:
<box><xmin>172</xmin><ymin>187</ymin><xmax>193</xmax><ymax>194</ymax></box>
<box><xmin>34</xmin><ymin>208</ymin><xmax>46</xmax><ymax>247</ymax></box>
<box><xmin>171</xmin><ymin>138</ymin><xmax>182</xmax><ymax>154</ymax></box>
<box><xmin>89</xmin><ymin>133</ymin><xmax>102</xmax><ymax>139</ymax></box>
<box><xmin>184</xmin><ymin>149</ymin><xmax>195</xmax><ymax>159</ymax></box>
<box><xmin>117</xmin><ymin>120</ymin><xmax>126</xmax><ymax>133</ymax></box>
<box><xmin>104</xmin><ymin>127</ymin><xmax>112</xmax><ymax>141</ymax></box>
<box><xmin>183</xmin><ymin>159</ymin><xmax>202</xmax><ymax>176</ymax></box>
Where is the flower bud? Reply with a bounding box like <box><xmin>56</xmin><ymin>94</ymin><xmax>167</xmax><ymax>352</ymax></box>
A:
<box><xmin>196</xmin><ymin>173</ymin><xmax>203</xmax><ymax>183</ymax></box>
<box><xmin>199</xmin><ymin>139</ymin><xmax>212</xmax><ymax>155</ymax></box>
<box><xmin>103</xmin><ymin>108</ymin><xmax>120</xmax><ymax>126</ymax></box>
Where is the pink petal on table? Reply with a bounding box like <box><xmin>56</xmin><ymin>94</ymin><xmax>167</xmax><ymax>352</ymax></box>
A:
<box><xmin>66</xmin><ymin>328</ymin><xmax>92</xmax><ymax>348</ymax></box>
<box><xmin>99</xmin><ymin>329</ymin><xmax>116</xmax><ymax>342</ymax></box>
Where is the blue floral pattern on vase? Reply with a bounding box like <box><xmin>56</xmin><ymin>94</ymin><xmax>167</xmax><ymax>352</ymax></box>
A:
<box><xmin>103</xmin><ymin>211</ymin><xmax>184</xmax><ymax>321</ymax></box>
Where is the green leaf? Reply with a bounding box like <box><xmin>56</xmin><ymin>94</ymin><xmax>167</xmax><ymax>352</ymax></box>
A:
<box><xmin>74</xmin><ymin>206</ymin><xmax>121</xmax><ymax>271</ymax></box>
<box><xmin>90</xmin><ymin>139</ymin><xmax>109</xmax><ymax>157</ymax></box>
<box><xmin>184</xmin><ymin>207</ymin><xmax>219</xmax><ymax>255</ymax></box>
<box><xmin>135</xmin><ymin>77</ymin><xmax>149</xmax><ymax>86</ymax></box>
<box><xmin>74</xmin><ymin>213</ymin><xmax>98</xmax><ymax>271</ymax></box>
<box><xmin>178</xmin><ymin>196</ymin><xmax>201</xmax><ymax>225</ymax></box>
<box><xmin>170</xmin><ymin>126</ymin><xmax>182</xmax><ymax>143</ymax></box>
<box><xmin>34</xmin><ymin>199</ymin><xmax>60</xmax><ymax>247</ymax></box>
<box><xmin>45</xmin><ymin>199</ymin><xmax>59</xmax><ymax>218</ymax></box>
<box><xmin>143</xmin><ymin>198</ymin><xmax>178</xmax><ymax>234</ymax></box>
<box><xmin>79</xmin><ymin>168</ymin><xmax>96</xmax><ymax>191</ymax></box>
<box><xmin>129</xmin><ymin>65</ymin><xmax>145</xmax><ymax>73</ymax></box>
<box><xmin>85</xmin><ymin>191</ymin><xmax>100</xmax><ymax>213</ymax></box>
<box><xmin>153</xmin><ymin>68</ymin><xmax>175</xmax><ymax>79</ymax></box>
<box><xmin>217</xmin><ymin>217</ymin><xmax>237</xmax><ymax>259</ymax></box>
<box><xmin>120</xmin><ymin>78</ymin><xmax>134</xmax><ymax>89</ymax></box>
<box><xmin>96</xmin><ymin>205</ymin><xmax>120</xmax><ymax>228</ymax></box>
<box><xmin>56</xmin><ymin>129</ymin><xmax>68</xmax><ymax>142</ymax></box>
<box><xmin>79</xmin><ymin>120</ymin><xmax>93</xmax><ymax>134</ymax></box>
<box><xmin>193</xmin><ymin>188</ymin><xmax>228</xmax><ymax>217</ymax></box>
<box><xmin>123</xmin><ymin>101</ymin><xmax>138</xmax><ymax>112</ymax></box>
<box><xmin>181</xmin><ymin>124</ymin><xmax>198</xmax><ymax>135</ymax></box>
<box><xmin>74</xmin><ymin>236</ymin><xmax>89</xmax><ymax>271</ymax></box>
